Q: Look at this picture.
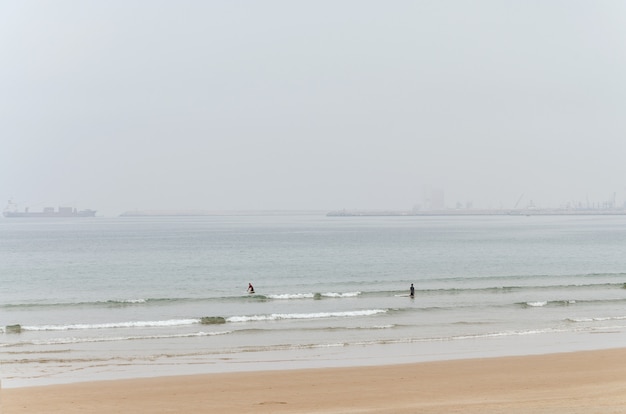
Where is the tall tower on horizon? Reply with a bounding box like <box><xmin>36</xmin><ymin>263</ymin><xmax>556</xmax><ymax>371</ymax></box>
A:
<box><xmin>423</xmin><ymin>187</ymin><xmax>445</xmax><ymax>210</ymax></box>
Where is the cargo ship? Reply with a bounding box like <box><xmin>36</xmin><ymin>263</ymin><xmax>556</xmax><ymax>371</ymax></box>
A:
<box><xmin>3</xmin><ymin>201</ymin><xmax>96</xmax><ymax>218</ymax></box>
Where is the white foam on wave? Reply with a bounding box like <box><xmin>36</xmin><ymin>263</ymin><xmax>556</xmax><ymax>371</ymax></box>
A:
<box><xmin>526</xmin><ymin>301</ymin><xmax>548</xmax><ymax>307</ymax></box>
<box><xmin>21</xmin><ymin>319</ymin><xmax>200</xmax><ymax>331</ymax></box>
<box><xmin>268</xmin><ymin>293</ymin><xmax>315</xmax><ymax>299</ymax></box>
<box><xmin>227</xmin><ymin>309</ymin><xmax>387</xmax><ymax>323</ymax></box>
<box><xmin>322</xmin><ymin>291</ymin><xmax>361</xmax><ymax>298</ymax></box>
<box><xmin>267</xmin><ymin>291</ymin><xmax>361</xmax><ymax>300</ymax></box>
<box><xmin>110</xmin><ymin>299</ymin><xmax>147</xmax><ymax>304</ymax></box>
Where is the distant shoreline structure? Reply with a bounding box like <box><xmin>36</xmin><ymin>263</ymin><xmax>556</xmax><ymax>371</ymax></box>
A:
<box><xmin>113</xmin><ymin>208</ymin><xmax>626</xmax><ymax>218</ymax></box>
<box><xmin>327</xmin><ymin>208</ymin><xmax>626</xmax><ymax>217</ymax></box>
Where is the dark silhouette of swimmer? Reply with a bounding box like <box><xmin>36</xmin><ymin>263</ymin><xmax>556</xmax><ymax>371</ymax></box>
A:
<box><xmin>247</xmin><ymin>283</ymin><xmax>255</xmax><ymax>294</ymax></box>
<box><xmin>410</xmin><ymin>283</ymin><xmax>415</xmax><ymax>298</ymax></box>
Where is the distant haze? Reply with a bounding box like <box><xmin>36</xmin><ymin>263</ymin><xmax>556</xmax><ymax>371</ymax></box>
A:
<box><xmin>2</xmin><ymin>1</ymin><xmax>625</xmax><ymax>216</ymax></box>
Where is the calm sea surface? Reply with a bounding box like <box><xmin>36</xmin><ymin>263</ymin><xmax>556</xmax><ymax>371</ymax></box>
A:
<box><xmin>2</xmin><ymin>214</ymin><xmax>626</xmax><ymax>387</ymax></box>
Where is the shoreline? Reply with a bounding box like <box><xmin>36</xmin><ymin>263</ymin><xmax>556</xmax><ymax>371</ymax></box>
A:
<box><xmin>4</xmin><ymin>347</ymin><xmax>626</xmax><ymax>413</ymax></box>
<box><xmin>5</xmin><ymin>327</ymin><xmax>626</xmax><ymax>389</ymax></box>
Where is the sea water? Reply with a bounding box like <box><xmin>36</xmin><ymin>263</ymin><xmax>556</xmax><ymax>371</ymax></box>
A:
<box><xmin>2</xmin><ymin>214</ymin><xmax>626</xmax><ymax>387</ymax></box>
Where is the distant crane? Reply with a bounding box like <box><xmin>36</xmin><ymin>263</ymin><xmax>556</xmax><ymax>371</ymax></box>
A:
<box><xmin>514</xmin><ymin>193</ymin><xmax>524</xmax><ymax>209</ymax></box>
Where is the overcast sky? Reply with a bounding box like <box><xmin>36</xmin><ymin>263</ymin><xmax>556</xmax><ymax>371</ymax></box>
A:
<box><xmin>2</xmin><ymin>1</ymin><xmax>625</xmax><ymax>216</ymax></box>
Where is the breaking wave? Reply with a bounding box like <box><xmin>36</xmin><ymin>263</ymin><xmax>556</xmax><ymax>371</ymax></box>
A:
<box><xmin>3</xmin><ymin>309</ymin><xmax>389</xmax><ymax>333</ymax></box>
<box><xmin>227</xmin><ymin>309</ymin><xmax>387</xmax><ymax>322</ymax></box>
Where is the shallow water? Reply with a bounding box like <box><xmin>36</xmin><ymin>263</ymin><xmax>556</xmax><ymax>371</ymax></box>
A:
<box><xmin>2</xmin><ymin>214</ymin><xmax>626</xmax><ymax>387</ymax></box>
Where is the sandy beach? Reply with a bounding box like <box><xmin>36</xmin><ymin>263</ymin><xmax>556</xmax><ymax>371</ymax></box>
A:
<box><xmin>4</xmin><ymin>348</ymin><xmax>626</xmax><ymax>414</ymax></box>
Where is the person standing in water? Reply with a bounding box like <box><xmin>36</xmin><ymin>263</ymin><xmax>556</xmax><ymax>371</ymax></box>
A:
<box><xmin>409</xmin><ymin>283</ymin><xmax>415</xmax><ymax>298</ymax></box>
<box><xmin>247</xmin><ymin>283</ymin><xmax>255</xmax><ymax>294</ymax></box>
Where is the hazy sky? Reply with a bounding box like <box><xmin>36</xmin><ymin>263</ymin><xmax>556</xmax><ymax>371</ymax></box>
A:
<box><xmin>2</xmin><ymin>1</ymin><xmax>625</xmax><ymax>216</ymax></box>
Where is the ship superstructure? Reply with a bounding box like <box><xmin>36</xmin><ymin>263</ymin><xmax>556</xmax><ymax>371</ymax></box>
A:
<box><xmin>3</xmin><ymin>201</ymin><xmax>96</xmax><ymax>218</ymax></box>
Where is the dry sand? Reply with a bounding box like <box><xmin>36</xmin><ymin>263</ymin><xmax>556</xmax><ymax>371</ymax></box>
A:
<box><xmin>4</xmin><ymin>348</ymin><xmax>626</xmax><ymax>414</ymax></box>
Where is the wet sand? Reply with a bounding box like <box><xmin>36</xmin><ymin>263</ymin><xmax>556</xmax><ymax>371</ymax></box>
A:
<box><xmin>4</xmin><ymin>348</ymin><xmax>626</xmax><ymax>413</ymax></box>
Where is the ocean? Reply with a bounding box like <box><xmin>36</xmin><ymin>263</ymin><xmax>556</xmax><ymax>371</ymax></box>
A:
<box><xmin>2</xmin><ymin>213</ymin><xmax>626</xmax><ymax>387</ymax></box>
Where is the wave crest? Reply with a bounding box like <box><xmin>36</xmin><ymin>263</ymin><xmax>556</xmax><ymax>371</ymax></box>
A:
<box><xmin>227</xmin><ymin>309</ymin><xmax>386</xmax><ymax>323</ymax></box>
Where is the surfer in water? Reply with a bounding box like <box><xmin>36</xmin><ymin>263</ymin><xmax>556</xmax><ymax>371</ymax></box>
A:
<box><xmin>410</xmin><ymin>283</ymin><xmax>415</xmax><ymax>298</ymax></box>
<box><xmin>247</xmin><ymin>283</ymin><xmax>255</xmax><ymax>294</ymax></box>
